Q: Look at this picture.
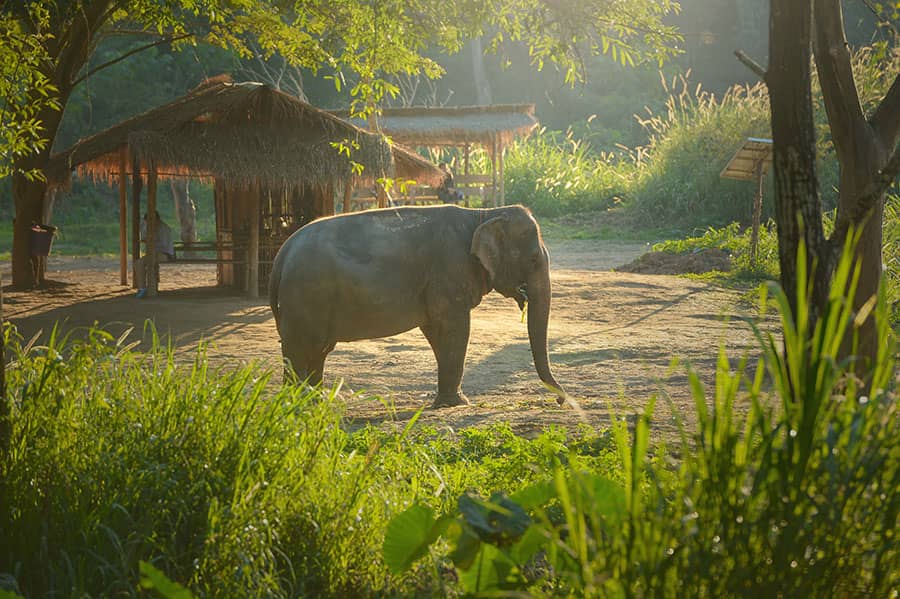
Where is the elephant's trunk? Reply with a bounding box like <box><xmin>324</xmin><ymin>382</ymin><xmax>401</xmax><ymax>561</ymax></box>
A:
<box><xmin>527</xmin><ymin>252</ymin><xmax>566</xmax><ymax>405</ymax></box>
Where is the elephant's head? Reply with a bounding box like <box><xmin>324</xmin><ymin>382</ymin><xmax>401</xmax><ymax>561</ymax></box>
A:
<box><xmin>471</xmin><ymin>207</ymin><xmax>567</xmax><ymax>404</ymax></box>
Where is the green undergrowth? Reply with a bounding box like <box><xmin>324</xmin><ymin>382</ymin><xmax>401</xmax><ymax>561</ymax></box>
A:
<box><xmin>2</xmin><ymin>240</ymin><xmax>897</xmax><ymax>596</ymax></box>
<box><xmin>0</xmin><ymin>325</ymin><xmax>619</xmax><ymax>597</ymax></box>
<box><xmin>649</xmin><ymin>196</ymin><xmax>899</xmax><ymax>328</ymax></box>
<box><xmin>385</xmin><ymin>243</ymin><xmax>899</xmax><ymax>596</ymax></box>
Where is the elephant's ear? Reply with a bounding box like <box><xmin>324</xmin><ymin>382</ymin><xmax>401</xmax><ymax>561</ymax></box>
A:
<box><xmin>471</xmin><ymin>216</ymin><xmax>507</xmax><ymax>282</ymax></box>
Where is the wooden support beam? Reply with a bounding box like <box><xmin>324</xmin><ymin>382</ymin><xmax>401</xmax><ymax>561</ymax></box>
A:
<box><xmin>750</xmin><ymin>160</ymin><xmax>765</xmax><ymax>268</ymax></box>
<box><xmin>118</xmin><ymin>147</ymin><xmax>128</xmax><ymax>285</ymax></box>
<box><xmin>498</xmin><ymin>144</ymin><xmax>506</xmax><ymax>207</ymax></box>
<box><xmin>131</xmin><ymin>157</ymin><xmax>142</xmax><ymax>288</ymax></box>
<box><xmin>146</xmin><ymin>164</ymin><xmax>158</xmax><ymax>297</ymax></box>
<box><xmin>248</xmin><ymin>183</ymin><xmax>260</xmax><ymax>299</ymax></box>
<box><xmin>490</xmin><ymin>135</ymin><xmax>498</xmax><ymax>207</ymax></box>
<box><xmin>343</xmin><ymin>179</ymin><xmax>353</xmax><ymax>213</ymax></box>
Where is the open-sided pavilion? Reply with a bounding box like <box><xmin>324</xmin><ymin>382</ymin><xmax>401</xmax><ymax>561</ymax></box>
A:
<box><xmin>332</xmin><ymin>104</ymin><xmax>539</xmax><ymax>206</ymax></box>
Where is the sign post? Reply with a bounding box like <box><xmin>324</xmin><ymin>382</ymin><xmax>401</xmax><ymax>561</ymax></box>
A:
<box><xmin>720</xmin><ymin>138</ymin><xmax>773</xmax><ymax>267</ymax></box>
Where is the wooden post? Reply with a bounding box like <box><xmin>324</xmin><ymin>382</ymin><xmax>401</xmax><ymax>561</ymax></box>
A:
<box><xmin>248</xmin><ymin>183</ymin><xmax>260</xmax><ymax>299</ymax></box>
<box><xmin>322</xmin><ymin>182</ymin><xmax>335</xmax><ymax>216</ymax></box>
<box><xmin>0</xmin><ymin>273</ymin><xmax>7</xmax><ymax>456</ymax></box>
<box><xmin>343</xmin><ymin>179</ymin><xmax>353</xmax><ymax>213</ymax></box>
<box><xmin>131</xmin><ymin>156</ymin><xmax>142</xmax><ymax>288</ymax></box>
<box><xmin>498</xmin><ymin>143</ymin><xmax>506</xmax><ymax>206</ymax></box>
<box><xmin>146</xmin><ymin>164</ymin><xmax>158</xmax><ymax>297</ymax></box>
<box><xmin>490</xmin><ymin>135</ymin><xmax>498</xmax><ymax>207</ymax></box>
<box><xmin>750</xmin><ymin>159</ymin><xmax>765</xmax><ymax>268</ymax></box>
<box><xmin>118</xmin><ymin>148</ymin><xmax>128</xmax><ymax>285</ymax></box>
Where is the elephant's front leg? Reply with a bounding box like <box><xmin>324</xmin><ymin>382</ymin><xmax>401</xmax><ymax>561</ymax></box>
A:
<box><xmin>421</xmin><ymin>312</ymin><xmax>472</xmax><ymax>408</ymax></box>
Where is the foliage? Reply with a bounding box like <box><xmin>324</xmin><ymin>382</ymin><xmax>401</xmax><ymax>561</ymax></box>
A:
<box><xmin>626</xmin><ymin>74</ymin><xmax>772</xmax><ymax>227</ymax></box>
<box><xmin>0</xmin><ymin>0</ymin><xmax>682</xmax><ymax>178</ymax></box>
<box><xmin>885</xmin><ymin>193</ymin><xmax>900</xmax><ymax>327</ymax></box>
<box><xmin>0</xmin><ymin>6</ymin><xmax>59</xmax><ymax>180</ymax></box>
<box><xmin>619</xmin><ymin>45</ymin><xmax>900</xmax><ymax>232</ymax></box>
<box><xmin>385</xmin><ymin>243</ymin><xmax>899</xmax><ymax>595</ymax></box>
<box><xmin>503</xmin><ymin>127</ymin><xmax>634</xmax><ymax>216</ymax></box>
<box><xmin>0</xmin><ymin>326</ymin><xmax>618</xmax><ymax>596</ymax></box>
<box><xmin>652</xmin><ymin>220</ymin><xmax>780</xmax><ymax>283</ymax></box>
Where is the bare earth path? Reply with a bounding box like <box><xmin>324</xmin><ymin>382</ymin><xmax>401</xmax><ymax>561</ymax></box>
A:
<box><xmin>3</xmin><ymin>239</ymin><xmax>772</xmax><ymax>437</ymax></box>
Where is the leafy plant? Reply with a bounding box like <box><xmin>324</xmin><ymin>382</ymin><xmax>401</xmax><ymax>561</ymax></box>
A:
<box><xmin>503</xmin><ymin>126</ymin><xmax>634</xmax><ymax>216</ymax></box>
<box><xmin>383</xmin><ymin>239</ymin><xmax>898</xmax><ymax>595</ymax></box>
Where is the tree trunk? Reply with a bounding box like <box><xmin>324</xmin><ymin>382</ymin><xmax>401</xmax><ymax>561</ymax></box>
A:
<box><xmin>812</xmin><ymin>0</ymin><xmax>898</xmax><ymax>374</ymax></box>
<box><xmin>11</xmin><ymin>166</ymin><xmax>49</xmax><ymax>289</ymax></box>
<box><xmin>0</xmin><ymin>274</ymin><xmax>7</xmax><ymax>456</ymax></box>
<box><xmin>171</xmin><ymin>179</ymin><xmax>197</xmax><ymax>243</ymax></box>
<box><xmin>766</xmin><ymin>0</ymin><xmax>829</xmax><ymax>327</ymax></box>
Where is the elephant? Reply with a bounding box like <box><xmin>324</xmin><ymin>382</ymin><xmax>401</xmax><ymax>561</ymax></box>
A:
<box><xmin>268</xmin><ymin>204</ymin><xmax>566</xmax><ymax>408</ymax></box>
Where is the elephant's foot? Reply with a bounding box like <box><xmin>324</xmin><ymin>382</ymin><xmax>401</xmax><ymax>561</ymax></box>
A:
<box><xmin>431</xmin><ymin>391</ymin><xmax>470</xmax><ymax>409</ymax></box>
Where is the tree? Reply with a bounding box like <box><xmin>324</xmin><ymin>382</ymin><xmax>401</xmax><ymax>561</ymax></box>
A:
<box><xmin>1</xmin><ymin>0</ymin><xmax>680</xmax><ymax>288</ymax></box>
<box><xmin>763</xmin><ymin>0</ymin><xmax>900</xmax><ymax>377</ymax></box>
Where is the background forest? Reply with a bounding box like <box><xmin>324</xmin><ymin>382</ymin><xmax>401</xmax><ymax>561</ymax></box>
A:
<box><xmin>0</xmin><ymin>1</ymin><xmax>892</xmax><ymax>230</ymax></box>
<box><xmin>4</xmin><ymin>0</ymin><xmax>895</xmax><ymax>323</ymax></box>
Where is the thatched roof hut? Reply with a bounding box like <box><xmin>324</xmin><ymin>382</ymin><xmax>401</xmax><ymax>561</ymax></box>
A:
<box><xmin>330</xmin><ymin>104</ymin><xmax>539</xmax><ymax>206</ymax></box>
<box><xmin>330</xmin><ymin>104</ymin><xmax>539</xmax><ymax>148</ymax></box>
<box><xmin>46</xmin><ymin>77</ymin><xmax>446</xmax><ymax>299</ymax></box>
<box><xmin>48</xmin><ymin>79</ymin><xmax>445</xmax><ymax>189</ymax></box>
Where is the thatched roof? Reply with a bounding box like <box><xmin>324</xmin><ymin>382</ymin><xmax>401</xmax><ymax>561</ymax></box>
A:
<box><xmin>47</xmin><ymin>79</ymin><xmax>446</xmax><ymax>189</ymax></box>
<box><xmin>330</xmin><ymin>104</ymin><xmax>539</xmax><ymax>148</ymax></box>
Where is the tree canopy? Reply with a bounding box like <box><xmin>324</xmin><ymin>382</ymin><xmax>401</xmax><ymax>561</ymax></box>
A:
<box><xmin>0</xmin><ymin>0</ymin><xmax>682</xmax><ymax>287</ymax></box>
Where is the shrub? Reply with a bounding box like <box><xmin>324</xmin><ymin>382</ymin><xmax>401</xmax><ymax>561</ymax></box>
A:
<box><xmin>651</xmin><ymin>220</ymin><xmax>780</xmax><ymax>282</ymax></box>
<box><xmin>502</xmin><ymin>127</ymin><xmax>633</xmax><ymax>217</ymax></box>
<box><xmin>626</xmin><ymin>74</ymin><xmax>772</xmax><ymax>228</ymax></box>
<box><xmin>0</xmin><ymin>325</ymin><xmax>620</xmax><ymax>596</ymax></box>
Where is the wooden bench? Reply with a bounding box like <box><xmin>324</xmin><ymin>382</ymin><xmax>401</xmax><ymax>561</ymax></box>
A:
<box><xmin>347</xmin><ymin>179</ymin><xmax>488</xmax><ymax>211</ymax></box>
<box><xmin>168</xmin><ymin>240</ymin><xmax>247</xmax><ymax>265</ymax></box>
<box><xmin>452</xmin><ymin>174</ymin><xmax>495</xmax><ymax>206</ymax></box>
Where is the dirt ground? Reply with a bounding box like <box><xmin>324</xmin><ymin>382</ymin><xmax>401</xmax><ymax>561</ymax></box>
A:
<box><xmin>2</xmin><ymin>239</ymin><xmax>773</xmax><ymax>438</ymax></box>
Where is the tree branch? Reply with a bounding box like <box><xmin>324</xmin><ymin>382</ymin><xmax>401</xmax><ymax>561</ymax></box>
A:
<box><xmin>871</xmin><ymin>72</ymin><xmax>900</xmax><ymax>149</ymax></box>
<box><xmin>861</xmin><ymin>0</ymin><xmax>900</xmax><ymax>37</ymax></box>
<box><xmin>71</xmin><ymin>32</ymin><xmax>193</xmax><ymax>89</ymax></box>
<box><xmin>813</xmin><ymin>0</ymin><xmax>868</xmax><ymax>165</ymax></box>
<box><xmin>734</xmin><ymin>50</ymin><xmax>766</xmax><ymax>81</ymax></box>
<box><xmin>830</xmin><ymin>147</ymin><xmax>900</xmax><ymax>252</ymax></box>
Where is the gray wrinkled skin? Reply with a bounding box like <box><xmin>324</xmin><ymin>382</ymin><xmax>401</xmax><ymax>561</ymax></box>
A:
<box><xmin>269</xmin><ymin>204</ymin><xmax>565</xmax><ymax>408</ymax></box>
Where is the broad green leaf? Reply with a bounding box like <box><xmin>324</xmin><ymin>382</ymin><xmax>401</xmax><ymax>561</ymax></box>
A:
<box><xmin>510</xmin><ymin>480</ymin><xmax>555</xmax><ymax>509</ymax></box>
<box><xmin>458</xmin><ymin>543</ymin><xmax>518</xmax><ymax>593</ymax></box>
<box><xmin>450</xmin><ymin>528</ymin><xmax>482</xmax><ymax>570</ymax></box>
<box><xmin>382</xmin><ymin>504</ymin><xmax>438</xmax><ymax>574</ymax></box>
<box><xmin>139</xmin><ymin>561</ymin><xmax>194</xmax><ymax>599</ymax></box>
<box><xmin>458</xmin><ymin>492</ymin><xmax>531</xmax><ymax>546</ymax></box>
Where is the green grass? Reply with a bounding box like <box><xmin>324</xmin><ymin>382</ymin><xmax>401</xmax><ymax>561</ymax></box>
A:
<box><xmin>0</xmin><ymin>325</ymin><xmax>619</xmax><ymax>597</ymax></box>
<box><xmin>2</xmin><ymin>238</ymin><xmax>897</xmax><ymax>596</ymax></box>
<box><xmin>540</xmin><ymin>208</ymin><xmax>675</xmax><ymax>242</ymax></box>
